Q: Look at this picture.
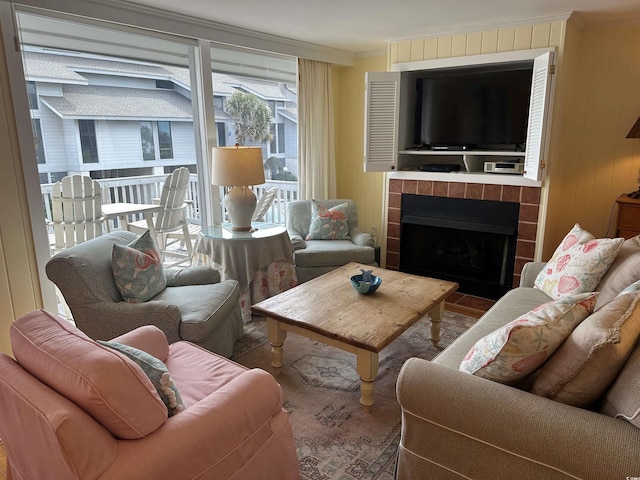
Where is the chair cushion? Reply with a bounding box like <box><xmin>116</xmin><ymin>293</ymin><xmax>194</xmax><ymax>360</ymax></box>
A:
<box><xmin>533</xmin><ymin>224</ymin><xmax>623</xmax><ymax>299</ymax></box>
<box><xmin>306</xmin><ymin>200</ymin><xmax>350</xmax><ymax>240</ymax></box>
<box><xmin>294</xmin><ymin>240</ymin><xmax>376</xmax><ymax>267</ymax></box>
<box><xmin>112</xmin><ymin>229</ymin><xmax>167</xmax><ymax>303</ymax></box>
<box><xmin>532</xmin><ymin>290</ymin><xmax>640</xmax><ymax>406</ymax></box>
<box><xmin>10</xmin><ymin>310</ymin><xmax>168</xmax><ymax>439</ymax></box>
<box><xmin>459</xmin><ymin>292</ymin><xmax>597</xmax><ymax>383</ymax></box>
<box><xmin>99</xmin><ymin>340</ymin><xmax>185</xmax><ymax>416</ymax></box>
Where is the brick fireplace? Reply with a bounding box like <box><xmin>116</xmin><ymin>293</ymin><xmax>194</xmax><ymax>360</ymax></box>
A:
<box><xmin>386</xmin><ymin>179</ymin><xmax>541</xmax><ymax>297</ymax></box>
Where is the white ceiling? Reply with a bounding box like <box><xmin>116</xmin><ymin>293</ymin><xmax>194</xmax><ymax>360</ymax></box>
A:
<box><xmin>118</xmin><ymin>0</ymin><xmax>640</xmax><ymax>54</ymax></box>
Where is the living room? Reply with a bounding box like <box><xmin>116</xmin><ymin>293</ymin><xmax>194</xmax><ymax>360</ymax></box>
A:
<box><xmin>0</xmin><ymin>0</ymin><xmax>640</xmax><ymax>477</ymax></box>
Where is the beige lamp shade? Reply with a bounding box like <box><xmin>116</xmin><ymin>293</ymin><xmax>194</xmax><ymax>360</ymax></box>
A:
<box><xmin>211</xmin><ymin>146</ymin><xmax>265</xmax><ymax>186</ymax></box>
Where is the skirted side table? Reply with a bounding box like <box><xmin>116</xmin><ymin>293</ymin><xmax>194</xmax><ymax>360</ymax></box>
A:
<box><xmin>193</xmin><ymin>222</ymin><xmax>298</xmax><ymax>321</ymax></box>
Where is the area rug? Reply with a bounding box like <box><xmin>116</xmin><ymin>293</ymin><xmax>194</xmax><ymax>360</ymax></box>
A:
<box><xmin>232</xmin><ymin>310</ymin><xmax>478</xmax><ymax>480</ymax></box>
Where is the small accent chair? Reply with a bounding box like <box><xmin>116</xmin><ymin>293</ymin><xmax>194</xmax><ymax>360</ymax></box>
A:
<box><xmin>286</xmin><ymin>199</ymin><xmax>377</xmax><ymax>283</ymax></box>
<box><xmin>45</xmin><ymin>230</ymin><xmax>243</xmax><ymax>357</ymax></box>
<box><xmin>128</xmin><ymin>167</ymin><xmax>194</xmax><ymax>267</ymax></box>
<box><xmin>49</xmin><ymin>175</ymin><xmax>105</xmax><ymax>253</ymax></box>
<box><xmin>0</xmin><ymin>310</ymin><xmax>300</xmax><ymax>480</ymax></box>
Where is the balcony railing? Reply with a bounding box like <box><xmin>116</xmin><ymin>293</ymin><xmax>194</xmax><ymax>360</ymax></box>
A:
<box><xmin>41</xmin><ymin>174</ymin><xmax>299</xmax><ymax>231</ymax></box>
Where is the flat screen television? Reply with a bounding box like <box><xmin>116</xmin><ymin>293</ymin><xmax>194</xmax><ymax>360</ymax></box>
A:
<box><xmin>414</xmin><ymin>67</ymin><xmax>533</xmax><ymax>151</ymax></box>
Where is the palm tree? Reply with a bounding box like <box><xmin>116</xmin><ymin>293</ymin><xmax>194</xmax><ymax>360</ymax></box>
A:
<box><xmin>225</xmin><ymin>92</ymin><xmax>273</xmax><ymax>146</ymax></box>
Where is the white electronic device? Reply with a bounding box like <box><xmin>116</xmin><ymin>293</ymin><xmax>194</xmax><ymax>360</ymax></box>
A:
<box><xmin>484</xmin><ymin>161</ymin><xmax>525</xmax><ymax>174</ymax></box>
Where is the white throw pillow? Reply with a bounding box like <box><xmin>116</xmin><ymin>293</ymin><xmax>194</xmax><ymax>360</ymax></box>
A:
<box><xmin>459</xmin><ymin>292</ymin><xmax>598</xmax><ymax>384</ymax></box>
<box><xmin>533</xmin><ymin>224</ymin><xmax>623</xmax><ymax>299</ymax></box>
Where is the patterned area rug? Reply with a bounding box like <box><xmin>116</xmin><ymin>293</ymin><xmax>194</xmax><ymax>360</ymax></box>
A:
<box><xmin>232</xmin><ymin>310</ymin><xmax>478</xmax><ymax>480</ymax></box>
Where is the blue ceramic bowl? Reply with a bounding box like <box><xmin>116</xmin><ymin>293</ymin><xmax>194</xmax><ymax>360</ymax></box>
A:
<box><xmin>350</xmin><ymin>274</ymin><xmax>382</xmax><ymax>295</ymax></box>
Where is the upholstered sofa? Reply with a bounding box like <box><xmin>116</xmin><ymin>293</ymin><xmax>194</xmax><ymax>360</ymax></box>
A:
<box><xmin>286</xmin><ymin>199</ymin><xmax>377</xmax><ymax>283</ymax></box>
<box><xmin>0</xmin><ymin>309</ymin><xmax>299</xmax><ymax>479</ymax></box>
<box><xmin>46</xmin><ymin>231</ymin><xmax>243</xmax><ymax>357</ymax></box>
<box><xmin>396</xmin><ymin>231</ymin><xmax>640</xmax><ymax>479</ymax></box>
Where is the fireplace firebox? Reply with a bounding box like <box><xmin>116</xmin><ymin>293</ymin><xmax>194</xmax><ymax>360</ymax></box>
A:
<box><xmin>400</xmin><ymin>194</ymin><xmax>519</xmax><ymax>299</ymax></box>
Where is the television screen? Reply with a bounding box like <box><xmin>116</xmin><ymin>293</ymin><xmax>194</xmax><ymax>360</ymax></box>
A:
<box><xmin>414</xmin><ymin>68</ymin><xmax>533</xmax><ymax>150</ymax></box>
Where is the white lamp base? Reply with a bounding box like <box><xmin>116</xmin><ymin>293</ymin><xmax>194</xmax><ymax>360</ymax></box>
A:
<box><xmin>225</xmin><ymin>186</ymin><xmax>256</xmax><ymax>231</ymax></box>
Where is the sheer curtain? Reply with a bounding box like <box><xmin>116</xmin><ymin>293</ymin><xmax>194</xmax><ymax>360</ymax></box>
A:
<box><xmin>297</xmin><ymin>58</ymin><xmax>336</xmax><ymax>200</ymax></box>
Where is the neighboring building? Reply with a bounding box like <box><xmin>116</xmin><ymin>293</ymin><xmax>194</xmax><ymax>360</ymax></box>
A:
<box><xmin>23</xmin><ymin>47</ymin><xmax>298</xmax><ymax>184</ymax></box>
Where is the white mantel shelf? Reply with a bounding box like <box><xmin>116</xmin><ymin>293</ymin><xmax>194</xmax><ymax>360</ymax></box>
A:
<box><xmin>389</xmin><ymin>170</ymin><xmax>542</xmax><ymax>187</ymax></box>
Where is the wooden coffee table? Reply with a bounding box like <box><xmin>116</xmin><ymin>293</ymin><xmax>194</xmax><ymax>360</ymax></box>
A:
<box><xmin>251</xmin><ymin>262</ymin><xmax>458</xmax><ymax>411</ymax></box>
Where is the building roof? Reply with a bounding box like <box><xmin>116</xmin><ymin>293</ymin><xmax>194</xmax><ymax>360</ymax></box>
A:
<box><xmin>40</xmin><ymin>85</ymin><xmax>193</xmax><ymax>120</ymax></box>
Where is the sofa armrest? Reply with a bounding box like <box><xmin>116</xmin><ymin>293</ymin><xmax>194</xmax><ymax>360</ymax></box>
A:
<box><xmin>110</xmin><ymin>325</ymin><xmax>170</xmax><ymax>362</ymax></box>
<box><xmin>396</xmin><ymin>358</ymin><xmax>640</xmax><ymax>480</ymax></box>
<box><xmin>349</xmin><ymin>228</ymin><xmax>374</xmax><ymax>248</ymax></box>
<box><xmin>165</xmin><ymin>266</ymin><xmax>220</xmax><ymax>286</ymax></box>
<box><xmin>287</xmin><ymin>229</ymin><xmax>306</xmax><ymax>251</ymax></box>
<box><xmin>520</xmin><ymin>261</ymin><xmax>547</xmax><ymax>287</ymax></box>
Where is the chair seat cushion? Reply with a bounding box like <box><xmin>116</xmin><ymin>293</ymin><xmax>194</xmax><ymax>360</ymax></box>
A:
<box><xmin>154</xmin><ymin>280</ymin><xmax>241</xmax><ymax>343</ymax></box>
<box><xmin>10</xmin><ymin>310</ymin><xmax>168</xmax><ymax>439</ymax></box>
<box><xmin>294</xmin><ymin>240</ymin><xmax>375</xmax><ymax>267</ymax></box>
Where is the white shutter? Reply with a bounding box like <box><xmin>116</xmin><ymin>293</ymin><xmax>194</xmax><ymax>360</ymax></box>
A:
<box><xmin>364</xmin><ymin>71</ymin><xmax>401</xmax><ymax>172</ymax></box>
<box><xmin>523</xmin><ymin>51</ymin><xmax>554</xmax><ymax>181</ymax></box>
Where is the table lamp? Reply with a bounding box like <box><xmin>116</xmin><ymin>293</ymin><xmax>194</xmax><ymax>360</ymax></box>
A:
<box><xmin>211</xmin><ymin>145</ymin><xmax>266</xmax><ymax>231</ymax></box>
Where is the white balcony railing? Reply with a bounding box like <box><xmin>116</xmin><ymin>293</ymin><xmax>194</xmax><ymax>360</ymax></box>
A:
<box><xmin>40</xmin><ymin>174</ymin><xmax>298</xmax><ymax>231</ymax></box>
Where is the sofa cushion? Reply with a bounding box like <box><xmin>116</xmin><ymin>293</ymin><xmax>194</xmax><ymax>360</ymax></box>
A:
<box><xmin>112</xmin><ymin>229</ymin><xmax>167</xmax><ymax>303</ymax></box>
<box><xmin>306</xmin><ymin>200</ymin><xmax>350</xmax><ymax>240</ymax></box>
<box><xmin>531</xmin><ymin>290</ymin><xmax>640</xmax><ymax>406</ymax></box>
<box><xmin>99</xmin><ymin>340</ymin><xmax>185</xmax><ymax>416</ymax></box>
<box><xmin>10</xmin><ymin>310</ymin><xmax>168</xmax><ymax>439</ymax></box>
<box><xmin>594</xmin><ymin>235</ymin><xmax>640</xmax><ymax>309</ymax></box>
<box><xmin>534</xmin><ymin>224</ymin><xmax>623</xmax><ymax>299</ymax></box>
<box><xmin>459</xmin><ymin>292</ymin><xmax>597</xmax><ymax>383</ymax></box>
<box><xmin>600</xmin><ymin>344</ymin><xmax>640</xmax><ymax>427</ymax></box>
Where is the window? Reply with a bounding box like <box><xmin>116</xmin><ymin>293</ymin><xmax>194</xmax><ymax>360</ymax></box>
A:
<box><xmin>157</xmin><ymin>121</ymin><xmax>173</xmax><ymax>159</ymax></box>
<box><xmin>155</xmin><ymin>79</ymin><xmax>174</xmax><ymax>89</ymax></box>
<box><xmin>270</xmin><ymin>123</ymin><xmax>286</xmax><ymax>154</ymax></box>
<box><xmin>140</xmin><ymin>121</ymin><xmax>155</xmax><ymax>160</ymax></box>
<box><xmin>78</xmin><ymin>120</ymin><xmax>98</xmax><ymax>163</ymax></box>
<box><xmin>26</xmin><ymin>81</ymin><xmax>38</xmax><ymax>109</ymax></box>
<box><xmin>216</xmin><ymin>122</ymin><xmax>226</xmax><ymax>146</ymax></box>
<box><xmin>31</xmin><ymin>118</ymin><xmax>45</xmax><ymax>164</ymax></box>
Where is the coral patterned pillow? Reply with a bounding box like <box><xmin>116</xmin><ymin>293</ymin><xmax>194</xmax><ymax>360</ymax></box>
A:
<box><xmin>459</xmin><ymin>292</ymin><xmax>598</xmax><ymax>384</ymax></box>
<box><xmin>306</xmin><ymin>200</ymin><xmax>350</xmax><ymax>240</ymax></box>
<box><xmin>112</xmin><ymin>230</ymin><xmax>167</xmax><ymax>303</ymax></box>
<box><xmin>533</xmin><ymin>224</ymin><xmax>623</xmax><ymax>299</ymax></box>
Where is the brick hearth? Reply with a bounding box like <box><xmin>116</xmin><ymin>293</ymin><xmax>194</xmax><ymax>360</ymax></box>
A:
<box><xmin>386</xmin><ymin>178</ymin><xmax>541</xmax><ymax>309</ymax></box>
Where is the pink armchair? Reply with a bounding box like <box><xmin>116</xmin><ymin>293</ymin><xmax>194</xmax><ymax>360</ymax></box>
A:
<box><xmin>0</xmin><ymin>310</ymin><xmax>299</xmax><ymax>480</ymax></box>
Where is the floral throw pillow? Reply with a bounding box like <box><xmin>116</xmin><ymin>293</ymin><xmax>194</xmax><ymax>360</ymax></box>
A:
<box><xmin>306</xmin><ymin>200</ymin><xmax>350</xmax><ymax>240</ymax></box>
<box><xmin>98</xmin><ymin>340</ymin><xmax>185</xmax><ymax>416</ymax></box>
<box><xmin>533</xmin><ymin>224</ymin><xmax>623</xmax><ymax>299</ymax></box>
<box><xmin>459</xmin><ymin>292</ymin><xmax>598</xmax><ymax>384</ymax></box>
<box><xmin>112</xmin><ymin>230</ymin><xmax>167</xmax><ymax>303</ymax></box>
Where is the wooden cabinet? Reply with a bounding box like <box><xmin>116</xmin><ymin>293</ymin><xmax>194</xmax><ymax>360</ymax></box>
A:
<box><xmin>616</xmin><ymin>194</ymin><xmax>640</xmax><ymax>239</ymax></box>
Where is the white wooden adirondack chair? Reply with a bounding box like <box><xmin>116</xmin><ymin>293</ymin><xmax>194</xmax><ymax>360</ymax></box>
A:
<box><xmin>128</xmin><ymin>167</ymin><xmax>193</xmax><ymax>266</ymax></box>
<box><xmin>49</xmin><ymin>175</ymin><xmax>105</xmax><ymax>253</ymax></box>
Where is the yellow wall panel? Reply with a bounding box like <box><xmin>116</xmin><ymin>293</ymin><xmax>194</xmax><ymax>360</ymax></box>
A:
<box><xmin>410</xmin><ymin>40</ymin><xmax>425</xmax><ymax>62</ymax></box>
<box><xmin>550</xmin><ymin>21</ymin><xmax>564</xmax><ymax>47</ymax></box>
<box><xmin>465</xmin><ymin>32</ymin><xmax>483</xmax><ymax>55</ymax></box>
<box><xmin>497</xmin><ymin>28</ymin><xmax>516</xmax><ymax>52</ymax></box>
<box><xmin>514</xmin><ymin>25</ymin><xmax>533</xmax><ymax>50</ymax></box>
<box><xmin>480</xmin><ymin>30</ymin><xmax>499</xmax><ymax>53</ymax></box>
<box><xmin>437</xmin><ymin>36</ymin><xmax>453</xmax><ymax>58</ymax></box>
<box><xmin>389</xmin><ymin>43</ymin><xmax>398</xmax><ymax>64</ymax></box>
<box><xmin>531</xmin><ymin>23</ymin><xmax>552</xmax><ymax>48</ymax></box>
<box><xmin>424</xmin><ymin>38</ymin><xmax>439</xmax><ymax>59</ymax></box>
<box><xmin>451</xmin><ymin>34</ymin><xmax>467</xmax><ymax>57</ymax></box>
<box><xmin>397</xmin><ymin>41</ymin><xmax>412</xmax><ymax>63</ymax></box>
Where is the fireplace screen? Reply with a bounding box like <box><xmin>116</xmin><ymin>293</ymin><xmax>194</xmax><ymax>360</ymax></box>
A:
<box><xmin>400</xmin><ymin>194</ymin><xmax>519</xmax><ymax>299</ymax></box>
